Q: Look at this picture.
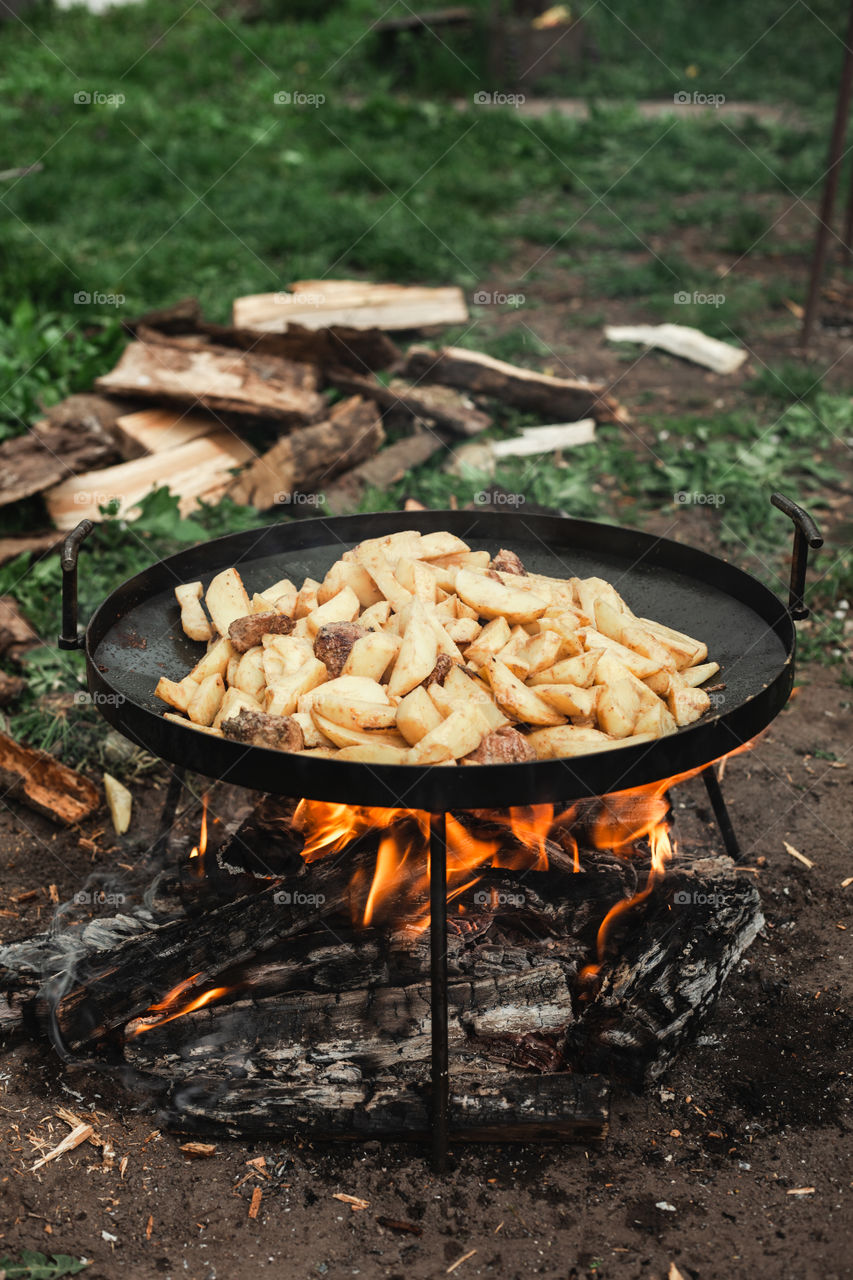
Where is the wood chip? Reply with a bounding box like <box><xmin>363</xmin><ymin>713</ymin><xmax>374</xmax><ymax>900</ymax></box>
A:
<box><xmin>32</xmin><ymin>1122</ymin><xmax>94</xmax><ymax>1170</ymax></box>
<box><xmin>841</xmin><ymin>877</ymin><xmax>853</xmax><ymax>888</ymax></box>
<box><xmin>248</xmin><ymin>1186</ymin><xmax>262</xmax><ymax>1219</ymax></box>
<box><xmin>447</xmin><ymin>1250</ymin><xmax>477</xmax><ymax>1274</ymax></box>
<box><xmin>179</xmin><ymin>1141</ymin><xmax>216</xmax><ymax>1158</ymax></box>
<box><xmin>783</xmin><ymin>841</ymin><xmax>814</xmax><ymax>869</ymax></box>
<box><xmin>145</xmin><ymin>1215</ymin><xmax>153</xmax><ymax>1240</ymax></box>
<box><xmin>333</xmin><ymin>1193</ymin><xmax>370</xmax><ymax>1211</ymax></box>
<box><xmin>787</xmin><ymin>1186</ymin><xmax>816</xmax><ymax>1196</ymax></box>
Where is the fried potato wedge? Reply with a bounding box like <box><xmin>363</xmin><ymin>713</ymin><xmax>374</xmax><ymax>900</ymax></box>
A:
<box><xmin>205</xmin><ymin>568</ymin><xmax>251</xmax><ymax>636</ymax></box>
<box><xmin>175</xmin><ymin>582</ymin><xmax>212</xmax><ymax>643</ymax></box>
<box><xmin>341</xmin><ymin>631</ymin><xmax>401</xmax><ymax>682</ymax></box>
<box><xmin>396</xmin><ymin>685</ymin><xmax>444</xmax><ymax>745</ymax></box>
<box><xmin>486</xmin><ymin>658</ymin><xmax>566</xmax><ymax>726</ymax></box>
<box><xmin>387</xmin><ymin>601</ymin><xmax>439</xmax><ymax>698</ymax></box>
<box><xmin>455</xmin><ymin>569</ymin><xmax>548</xmax><ymax>625</ymax></box>
<box><xmin>407</xmin><ymin>704</ymin><xmax>489</xmax><ymax>762</ymax></box>
<box><xmin>155</xmin><ymin>674</ymin><xmax>199</xmax><ymax>713</ymax></box>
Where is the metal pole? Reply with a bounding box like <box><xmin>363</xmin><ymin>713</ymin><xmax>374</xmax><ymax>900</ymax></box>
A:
<box><xmin>154</xmin><ymin>767</ymin><xmax>186</xmax><ymax>858</ymax></box>
<box><xmin>801</xmin><ymin>0</ymin><xmax>853</xmax><ymax>346</ymax></box>
<box><xmin>429</xmin><ymin>810</ymin><xmax>449</xmax><ymax>1173</ymax></box>
<box><xmin>701</xmin><ymin>766</ymin><xmax>741</xmax><ymax>862</ymax></box>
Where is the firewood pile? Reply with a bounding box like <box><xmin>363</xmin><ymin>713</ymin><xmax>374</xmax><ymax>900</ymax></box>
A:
<box><xmin>0</xmin><ymin>281</ymin><xmax>629</xmax><ymax>559</ymax></box>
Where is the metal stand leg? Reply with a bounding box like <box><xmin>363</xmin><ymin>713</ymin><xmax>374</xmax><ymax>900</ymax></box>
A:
<box><xmin>154</xmin><ymin>767</ymin><xmax>186</xmax><ymax>857</ymax></box>
<box><xmin>702</xmin><ymin>766</ymin><xmax>741</xmax><ymax>862</ymax></box>
<box><xmin>429</xmin><ymin>811</ymin><xmax>449</xmax><ymax>1173</ymax></box>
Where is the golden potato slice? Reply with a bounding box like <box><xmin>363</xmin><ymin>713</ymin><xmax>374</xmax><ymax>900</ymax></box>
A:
<box><xmin>445</xmin><ymin>617</ymin><xmax>481</xmax><ymax>645</ymax></box>
<box><xmin>525</xmin><ymin>725</ymin><xmax>615</xmax><ymax>758</ymax></box>
<box><xmin>359</xmin><ymin>600</ymin><xmax>392</xmax><ymax>630</ymax></box>
<box><xmin>103</xmin><ymin>772</ymin><xmax>132</xmax><ymax>836</ymax></box>
<box><xmin>522</xmin><ymin>630</ymin><xmax>563</xmax><ymax>675</ymax></box>
<box><xmin>412</xmin><ymin>531</ymin><xmax>470</xmax><ymax>560</ymax></box>
<box><xmin>306</xmin><ymin>585</ymin><xmax>360</xmax><ymax>637</ymax></box>
<box><xmin>155</xmin><ymin>674</ymin><xmax>199</xmax><ymax>713</ymax></box>
<box><xmin>634</xmin><ymin>700</ymin><xmax>677</xmax><ymax>736</ymax></box>
<box><xmin>187</xmin><ymin>673</ymin><xmax>226</xmax><ymax>726</ymax></box>
<box><xmin>311</xmin><ymin>714</ymin><xmax>408</xmax><ymax>750</ymax></box>
<box><xmin>527</xmin><ymin>651</ymin><xmax>601</xmax><ymax>688</ymax></box>
<box><xmin>396</xmin><ymin>685</ymin><xmax>444</xmax><ymax>745</ymax></box>
<box><xmin>294</xmin><ymin>578</ymin><xmax>321</xmax><ymax>619</ymax></box>
<box><xmin>291</xmin><ymin>710</ymin><xmax>333</xmax><ymax>749</ymax></box>
<box><xmin>175</xmin><ymin>582</ymin><xmax>212</xmax><ymax>643</ymax></box>
<box><xmin>163</xmin><ymin>713</ymin><xmax>224</xmax><ymax>738</ymax></box>
<box><xmin>396</xmin><ymin>556</ymin><xmax>438</xmax><ymax>604</ymax></box>
<box><xmin>262</xmin><ymin>635</ymin><xmax>314</xmax><ymax>685</ymax></box>
<box><xmin>681</xmin><ymin>661</ymin><xmax>720</xmax><ymax>688</ymax></box>
<box><xmin>668</xmin><ymin>685</ymin><xmax>711</xmax><ymax>726</ymax></box>
<box><xmin>535</xmin><ymin>683</ymin><xmax>599</xmax><ymax>719</ymax></box>
<box><xmin>639</xmin><ymin>617</ymin><xmax>708</xmax><ymax>667</ymax></box>
<box><xmin>318</xmin><ymin>560</ymin><xmax>384</xmax><ymax>609</ymax></box>
<box><xmin>580</xmin><ymin>629</ymin><xmax>660</xmax><ymax>679</ymax></box>
<box><xmin>464</xmin><ymin>616</ymin><xmax>512</xmax><ymax>667</ymax></box>
<box><xmin>335</xmin><ymin>743</ymin><xmax>411</xmax><ymax>764</ymax></box>
<box><xmin>431</xmin><ymin>550</ymin><xmax>491</xmax><ymax>571</ymax></box>
<box><xmin>312</xmin><ymin>691</ymin><xmax>398</xmax><ymax>732</ymax></box>
<box><xmin>597</xmin><ymin>678</ymin><xmax>641</xmax><ymax>739</ymax></box>
<box><xmin>213</xmin><ymin>686</ymin><xmax>262</xmax><ymax>729</ymax></box>
<box><xmin>264</xmin><ymin>657</ymin><xmax>327</xmax><ymax>717</ymax></box>
<box><xmin>455</xmin><ymin>569</ymin><xmax>548</xmax><ymax>625</ymax></box>
<box><xmin>407</xmin><ymin>704</ymin><xmax>489</xmax><ymax>762</ymax></box>
<box><xmin>387</xmin><ymin>601</ymin><xmax>439</xmax><ymax>698</ymax></box>
<box><xmin>341</xmin><ymin>631</ymin><xmax>401</xmax><ymax>682</ymax></box>
<box><xmin>205</xmin><ymin>568</ymin><xmax>251</xmax><ymax>636</ymax></box>
<box><xmin>189</xmin><ymin>635</ymin><xmax>235</xmax><ymax>684</ymax></box>
<box><xmin>485</xmin><ymin>658</ymin><xmax>566</xmax><ymax>727</ymax></box>
<box><xmin>233</xmin><ymin>646</ymin><xmax>266</xmax><ymax>700</ymax></box>
<box><xmin>355</xmin><ymin>544</ymin><xmax>414</xmax><ymax>612</ymax></box>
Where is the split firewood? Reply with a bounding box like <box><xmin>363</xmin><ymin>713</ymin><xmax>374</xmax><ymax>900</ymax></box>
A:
<box><xmin>95</xmin><ymin>340</ymin><xmax>326</xmax><ymax>424</ymax></box>
<box><xmin>604</xmin><ymin>324</ymin><xmax>747</xmax><ymax>375</ymax></box>
<box><xmin>0</xmin><ymin>407</ymin><xmax>124</xmax><ymax>510</ymax></box>
<box><xmin>150</xmin><ymin>321</ymin><xmax>402</xmax><ymax>375</ymax></box>
<box><xmin>326</xmin><ymin>368</ymin><xmax>491</xmax><ymax>436</ymax></box>
<box><xmin>0</xmin><ymin>730</ymin><xmax>100</xmax><ymax>826</ymax></box>
<box><xmin>322</xmin><ymin>432</ymin><xmax>442</xmax><ymax>514</ymax></box>
<box><xmin>490</xmin><ymin>419</ymin><xmax>596</xmax><ymax>457</ymax></box>
<box><xmin>404</xmin><ymin>345</ymin><xmax>628</xmax><ymax>423</ymax></box>
<box><xmin>113</xmin><ymin>407</ymin><xmax>219</xmax><ymax>458</ymax></box>
<box><xmin>228</xmin><ymin>396</ymin><xmax>384</xmax><ymax>509</ymax></box>
<box><xmin>32</xmin><ymin>1121</ymin><xmax>95</xmax><ymax>1170</ymax></box>
<box><xmin>233</xmin><ymin>280</ymin><xmax>468</xmax><ymax>334</ymax></box>
<box><xmin>45</xmin><ymin>431</ymin><xmax>255</xmax><ymax>530</ymax></box>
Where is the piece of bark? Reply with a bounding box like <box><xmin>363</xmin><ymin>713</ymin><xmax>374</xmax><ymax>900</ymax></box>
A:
<box><xmin>228</xmin><ymin>396</ymin><xmax>384</xmax><ymax>509</ymax></box>
<box><xmin>326</xmin><ymin>368</ymin><xmax>491</xmax><ymax>436</ymax></box>
<box><xmin>404</xmin><ymin>345</ymin><xmax>627</xmax><ymax>423</ymax></box>
<box><xmin>233</xmin><ymin>281</ymin><xmax>468</xmax><ymax>334</ymax></box>
<box><xmin>0</xmin><ymin>532</ymin><xmax>62</xmax><ymax>566</ymax></box>
<box><xmin>113</xmin><ymin>407</ymin><xmax>219</xmax><ymax>458</ymax></box>
<box><xmin>45</xmin><ymin>432</ymin><xmax>255</xmax><ymax>530</ymax></box>
<box><xmin>0</xmin><ymin>596</ymin><xmax>38</xmax><ymax>660</ymax></box>
<box><xmin>0</xmin><ymin>730</ymin><xmax>100</xmax><ymax>827</ymax></box>
<box><xmin>0</xmin><ymin>670</ymin><xmax>25</xmax><ymax>706</ymax></box>
<box><xmin>95</xmin><ymin>341</ymin><xmax>326</xmax><ymax>425</ymax></box>
<box><xmin>323</xmin><ymin>432</ymin><xmax>442</xmax><ymax>514</ymax></box>
<box><xmin>0</xmin><ymin>417</ymin><xmax>121</xmax><ymax>510</ymax></box>
<box><xmin>126</xmin><ymin>296</ymin><xmax>203</xmax><ymax>335</ymax></box>
<box><xmin>313</xmin><ymin>622</ymin><xmax>368</xmax><ymax>677</ymax></box>
<box><xmin>604</xmin><ymin>324</ymin><xmax>747</xmax><ymax>375</ymax></box>
<box><xmin>161</xmin><ymin>1072</ymin><xmax>609</xmax><ymax>1143</ymax></box>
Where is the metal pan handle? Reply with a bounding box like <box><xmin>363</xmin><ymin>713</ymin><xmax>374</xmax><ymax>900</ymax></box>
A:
<box><xmin>771</xmin><ymin>493</ymin><xmax>823</xmax><ymax>620</ymax></box>
<box><xmin>58</xmin><ymin>520</ymin><xmax>95</xmax><ymax>650</ymax></box>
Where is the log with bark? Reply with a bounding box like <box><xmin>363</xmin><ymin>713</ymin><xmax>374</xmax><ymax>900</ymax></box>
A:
<box><xmin>322</xmin><ymin>431</ymin><xmax>442</xmax><ymax>514</ymax></box>
<box><xmin>404</xmin><ymin>344</ymin><xmax>629</xmax><ymax>423</ymax></box>
<box><xmin>227</xmin><ymin>396</ymin><xmax>385</xmax><ymax>509</ymax></box>
<box><xmin>0</xmin><ymin>401</ymin><xmax>127</xmax><ymax>510</ymax></box>
<box><xmin>327</xmin><ymin>368</ymin><xmax>491</xmax><ymax>436</ymax></box>
<box><xmin>95</xmin><ymin>340</ymin><xmax>326</xmax><ymax>425</ymax></box>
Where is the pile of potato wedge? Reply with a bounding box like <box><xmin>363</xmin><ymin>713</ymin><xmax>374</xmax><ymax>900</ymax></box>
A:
<box><xmin>155</xmin><ymin>529</ymin><xmax>720</xmax><ymax>766</ymax></box>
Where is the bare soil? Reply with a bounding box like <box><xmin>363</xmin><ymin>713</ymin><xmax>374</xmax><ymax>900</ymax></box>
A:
<box><xmin>0</xmin><ymin>661</ymin><xmax>851</xmax><ymax>1280</ymax></box>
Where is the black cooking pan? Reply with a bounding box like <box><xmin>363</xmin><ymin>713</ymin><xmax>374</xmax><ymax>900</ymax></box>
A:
<box><xmin>66</xmin><ymin>498</ymin><xmax>820</xmax><ymax>809</ymax></box>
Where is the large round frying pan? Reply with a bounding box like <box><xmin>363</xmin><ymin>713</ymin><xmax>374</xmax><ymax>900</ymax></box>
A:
<box><xmin>74</xmin><ymin>501</ymin><xmax>819</xmax><ymax>809</ymax></box>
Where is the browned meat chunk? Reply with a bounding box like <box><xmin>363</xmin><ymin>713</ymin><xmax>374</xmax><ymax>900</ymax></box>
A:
<box><xmin>228</xmin><ymin>612</ymin><xmax>294</xmax><ymax>653</ymax></box>
<box><xmin>462</xmin><ymin>725</ymin><xmax>536</xmax><ymax>765</ymax></box>
<box><xmin>221</xmin><ymin>708</ymin><xmax>305</xmax><ymax>752</ymax></box>
<box><xmin>490</xmin><ymin>548</ymin><xmax>527</xmax><ymax>576</ymax></box>
<box><xmin>313</xmin><ymin>621</ymin><xmax>369</xmax><ymax>678</ymax></box>
<box><xmin>421</xmin><ymin>654</ymin><xmax>454</xmax><ymax>688</ymax></box>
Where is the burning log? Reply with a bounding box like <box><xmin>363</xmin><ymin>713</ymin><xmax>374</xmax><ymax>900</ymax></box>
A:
<box><xmin>162</xmin><ymin>1071</ymin><xmax>610</xmax><ymax>1143</ymax></box>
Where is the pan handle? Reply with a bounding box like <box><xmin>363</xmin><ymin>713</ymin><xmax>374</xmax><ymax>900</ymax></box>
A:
<box><xmin>58</xmin><ymin>520</ymin><xmax>95</xmax><ymax>650</ymax></box>
<box><xmin>771</xmin><ymin>493</ymin><xmax>823</xmax><ymax>620</ymax></box>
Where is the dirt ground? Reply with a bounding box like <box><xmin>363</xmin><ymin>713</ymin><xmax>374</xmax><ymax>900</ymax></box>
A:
<box><xmin>0</xmin><ymin>659</ymin><xmax>851</xmax><ymax>1280</ymax></box>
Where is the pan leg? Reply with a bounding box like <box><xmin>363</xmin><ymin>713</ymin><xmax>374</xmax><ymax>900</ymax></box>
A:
<box><xmin>153</xmin><ymin>767</ymin><xmax>186</xmax><ymax>858</ymax></box>
<box><xmin>702</xmin><ymin>766</ymin><xmax>741</xmax><ymax>862</ymax></box>
<box><xmin>429</xmin><ymin>810</ymin><xmax>449</xmax><ymax>1173</ymax></box>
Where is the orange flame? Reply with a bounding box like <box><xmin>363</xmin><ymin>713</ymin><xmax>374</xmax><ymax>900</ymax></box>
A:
<box><xmin>188</xmin><ymin>793</ymin><xmax>209</xmax><ymax>875</ymax></box>
<box><xmin>127</xmin><ymin>971</ymin><xmax>231</xmax><ymax>1037</ymax></box>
